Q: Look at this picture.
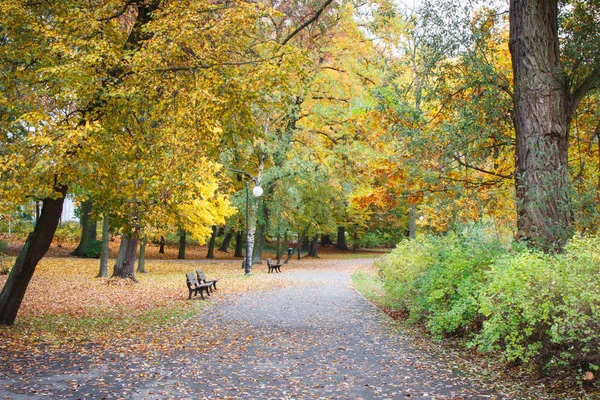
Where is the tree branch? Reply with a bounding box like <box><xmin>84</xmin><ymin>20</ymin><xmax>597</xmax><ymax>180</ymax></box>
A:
<box><xmin>452</xmin><ymin>155</ymin><xmax>513</xmax><ymax>179</ymax></box>
<box><xmin>569</xmin><ymin>66</ymin><xmax>600</xmax><ymax>117</ymax></box>
<box><xmin>280</xmin><ymin>0</ymin><xmax>334</xmax><ymax>46</ymax></box>
<box><xmin>98</xmin><ymin>0</ymin><xmax>137</xmax><ymax>22</ymax></box>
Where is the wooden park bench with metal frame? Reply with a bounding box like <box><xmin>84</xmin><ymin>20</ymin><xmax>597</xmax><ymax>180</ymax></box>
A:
<box><xmin>196</xmin><ymin>270</ymin><xmax>219</xmax><ymax>292</ymax></box>
<box><xmin>186</xmin><ymin>272</ymin><xmax>213</xmax><ymax>300</ymax></box>
<box><xmin>266</xmin><ymin>258</ymin><xmax>282</xmax><ymax>273</ymax></box>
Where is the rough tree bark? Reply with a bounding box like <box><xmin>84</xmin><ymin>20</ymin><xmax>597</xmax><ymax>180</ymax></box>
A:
<box><xmin>509</xmin><ymin>0</ymin><xmax>581</xmax><ymax>251</ymax></box>
<box><xmin>206</xmin><ymin>226</ymin><xmax>217</xmax><ymax>259</ymax></box>
<box><xmin>177</xmin><ymin>229</ymin><xmax>186</xmax><ymax>260</ymax></box>
<box><xmin>113</xmin><ymin>233</ymin><xmax>138</xmax><ymax>281</ymax></box>
<box><xmin>0</xmin><ymin>186</ymin><xmax>67</xmax><ymax>325</ymax></box>
<box><xmin>97</xmin><ymin>215</ymin><xmax>110</xmax><ymax>278</ymax></box>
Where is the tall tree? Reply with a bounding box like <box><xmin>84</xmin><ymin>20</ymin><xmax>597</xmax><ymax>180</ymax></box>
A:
<box><xmin>510</xmin><ymin>0</ymin><xmax>600</xmax><ymax>251</ymax></box>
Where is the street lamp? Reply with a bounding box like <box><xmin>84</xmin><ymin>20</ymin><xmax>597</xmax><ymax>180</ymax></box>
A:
<box><xmin>245</xmin><ymin>179</ymin><xmax>262</xmax><ymax>275</ymax></box>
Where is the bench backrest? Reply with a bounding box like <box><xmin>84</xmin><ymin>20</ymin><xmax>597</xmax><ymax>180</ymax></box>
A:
<box><xmin>266</xmin><ymin>258</ymin><xmax>274</xmax><ymax>266</ymax></box>
<box><xmin>186</xmin><ymin>272</ymin><xmax>200</xmax><ymax>288</ymax></box>
<box><xmin>196</xmin><ymin>270</ymin><xmax>207</xmax><ymax>282</ymax></box>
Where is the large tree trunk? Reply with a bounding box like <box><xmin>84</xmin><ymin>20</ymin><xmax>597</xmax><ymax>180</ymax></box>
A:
<box><xmin>234</xmin><ymin>231</ymin><xmax>244</xmax><ymax>257</ymax></box>
<box><xmin>113</xmin><ymin>234</ymin><xmax>138</xmax><ymax>281</ymax></box>
<box><xmin>308</xmin><ymin>234</ymin><xmax>319</xmax><ymax>257</ymax></box>
<box><xmin>510</xmin><ymin>0</ymin><xmax>573</xmax><ymax>252</ymax></box>
<box><xmin>89</xmin><ymin>221</ymin><xmax>97</xmax><ymax>242</ymax></box>
<box><xmin>114</xmin><ymin>235</ymin><xmax>128</xmax><ymax>273</ymax></box>
<box><xmin>97</xmin><ymin>215</ymin><xmax>110</xmax><ymax>278</ymax></box>
<box><xmin>0</xmin><ymin>186</ymin><xmax>67</xmax><ymax>325</ymax></box>
<box><xmin>73</xmin><ymin>200</ymin><xmax>92</xmax><ymax>257</ymax></box>
<box><xmin>206</xmin><ymin>226</ymin><xmax>217</xmax><ymax>259</ymax></box>
<box><xmin>218</xmin><ymin>231</ymin><xmax>233</xmax><ymax>252</ymax></box>
<box><xmin>177</xmin><ymin>229</ymin><xmax>186</xmax><ymax>260</ymax></box>
<box><xmin>336</xmin><ymin>226</ymin><xmax>348</xmax><ymax>250</ymax></box>
<box><xmin>137</xmin><ymin>237</ymin><xmax>147</xmax><ymax>273</ymax></box>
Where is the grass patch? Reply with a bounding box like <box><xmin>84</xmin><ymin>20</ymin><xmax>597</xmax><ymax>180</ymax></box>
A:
<box><xmin>351</xmin><ymin>263</ymin><xmax>396</xmax><ymax>309</ymax></box>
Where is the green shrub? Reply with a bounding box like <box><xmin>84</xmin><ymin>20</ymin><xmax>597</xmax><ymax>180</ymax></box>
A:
<box><xmin>379</xmin><ymin>223</ymin><xmax>509</xmax><ymax>337</ymax></box>
<box><xmin>476</xmin><ymin>234</ymin><xmax>600</xmax><ymax>371</ymax></box>
<box><xmin>377</xmin><ymin>236</ymin><xmax>435</xmax><ymax>321</ymax></box>
<box><xmin>379</xmin><ymin>228</ymin><xmax>600</xmax><ymax>373</ymax></box>
<box><xmin>0</xmin><ymin>240</ymin><xmax>7</xmax><ymax>253</ymax></box>
<box><xmin>354</xmin><ymin>232</ymin><xmax>381</xmax><ymax>248</ymax></box>
<box><xmin>84</xmin><ymin>239</ymin><xmax>103</xmax><ymax>258</ymax></box>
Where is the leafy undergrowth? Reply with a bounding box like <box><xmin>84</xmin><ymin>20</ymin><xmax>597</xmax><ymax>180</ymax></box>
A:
<box><xmin>352</xmin><ymin>263</ymin><xmax>600</xmax><ymax>400</ymax></box>
<box><xmin>0</xmin><ymin>258</ymin><xmax>293</xmax><ymax>353</ymax></box>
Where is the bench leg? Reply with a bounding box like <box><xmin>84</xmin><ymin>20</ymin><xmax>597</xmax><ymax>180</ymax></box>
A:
<box><xmin>188</xmin><ymin>289</ymin><xmax>193</xmax><ymax>300</ymax></box>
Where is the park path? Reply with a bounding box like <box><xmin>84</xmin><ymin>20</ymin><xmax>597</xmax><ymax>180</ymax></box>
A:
<box><xmin>0</xmin><ymin>258</ymin><xmax>501</xmax><ymax>399</ymax></box>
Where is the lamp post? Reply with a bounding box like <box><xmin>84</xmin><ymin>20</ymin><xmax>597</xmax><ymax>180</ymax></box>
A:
<box><xmin>244</xmin><ymin>180</ymin><xmax>263</xmax><ymax>275</ymax></box>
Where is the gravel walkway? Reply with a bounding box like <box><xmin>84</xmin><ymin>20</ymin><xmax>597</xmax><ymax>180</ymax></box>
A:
<box><xmin>0</xmin><ymin>258</ymin><xmax>501</xmax><ymax>399</ymax></box>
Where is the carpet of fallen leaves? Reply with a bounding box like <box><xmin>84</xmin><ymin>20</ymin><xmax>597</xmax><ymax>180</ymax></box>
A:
<box><xmin>0</xmin><ymin>258</ymin><xmax>290</xmax><ymax>354</ymax></box>
<box><xmin>0</xmin><ymin>245</ymin><xmax>380</xmax><ymax>355</ymax></box>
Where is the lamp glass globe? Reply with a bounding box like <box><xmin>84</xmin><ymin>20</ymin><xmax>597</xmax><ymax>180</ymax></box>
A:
<box><xmin>252</xmin><ymin>185</ymin><xmax>263</xmax><ymax>197</ymax></box>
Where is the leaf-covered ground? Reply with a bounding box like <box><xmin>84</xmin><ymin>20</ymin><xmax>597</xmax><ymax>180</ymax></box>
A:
<box><xmin>0</xmin><ymin>256</ymin><xmax>587</xmax><ymax>399</ymax></box>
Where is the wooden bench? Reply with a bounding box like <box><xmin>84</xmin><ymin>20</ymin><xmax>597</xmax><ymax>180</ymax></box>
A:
<box><xmin>266</xmin><ymin>258</ymin><xmax>282</xmax><ymax>273</ymax></box>
<box><xmin>186</xmin><ymin>272</ymin><xmax>213</xmax><ymax>300</ymax></box>
<box><xmin>196</xmin><ymin>270</ymin><xmax>219</xmax><ymax>292</ymax></box>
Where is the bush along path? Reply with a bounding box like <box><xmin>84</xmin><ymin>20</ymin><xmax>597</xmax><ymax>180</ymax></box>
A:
<box><xmin>0</xmin><ymin>258</ymin><xmax>503</xmax><ymax>399</ymax></box>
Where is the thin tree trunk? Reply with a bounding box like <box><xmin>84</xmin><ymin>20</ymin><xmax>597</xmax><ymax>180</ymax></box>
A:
<box><xmin>276</xmin><ymin>234</ymin><xmax>282</xmax><ymax>263</ymax></box>
<box><xmin>0</xmin><ymin>186</ymin><xmax>67</xmax><ymax>325</ymax></box>
<box><xmin>234</xmin><ymin>231</ymin><xmax>244</xmax><ymax>257</ymax></box>
<box><xmin>158</xmin><ymin>235</ymin><xmax>165</xmax><ymax>254</ymax></box>
<box><xmin>409</xmin><ymin>204</ymin><xmax>416</xmax><ymax>239</ymax></box>
<box><xmin>308</xmin><ymin>234</ymin><xmax>319</xmax><ymax>257</ymax></box>
<box><xmin>218</xmin><ymin>231</ymin><xmax>233</xmax><ymax>252</ymax></box>
<box><xmin>73</xmin><ymin>200</ymin><xmax>92</xmax><ymax>256</ymax></box>
<box><xmin>252</xmin><ymin>223</ymin><xmax>266</xmax><ymax>265</ymax></box>
<box><xmin>510</xmin><ymin>0</ymin><xmax>573</xmax><ymax>252</ymax></box>
<box><xmin>178</xmin><ymin>229</ymin><xmax>186</xmax><ymax>260</ymax></box>
<box><xmin>206</xmin><ymin>226</ymin><xmax>217</xmax><ymax>259</ymax></box>
<box><xmin>137</xmin><ymin>237</ymin><xmax>147</xmax><ymax>273</ymax></box>
<box><xmin>283</xmin><ymin>226</ymin><xmax>309</xmax><ymax>264</ymax></box>
<box><xmin>336</xmin><ymin>226</ymin><xmax>348</xmax><ymax>250</ymax></box>
<box><xmin>97</xmin><ymin>215</ymin><xmax>110</xmax><ymax>278</ymax></box>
